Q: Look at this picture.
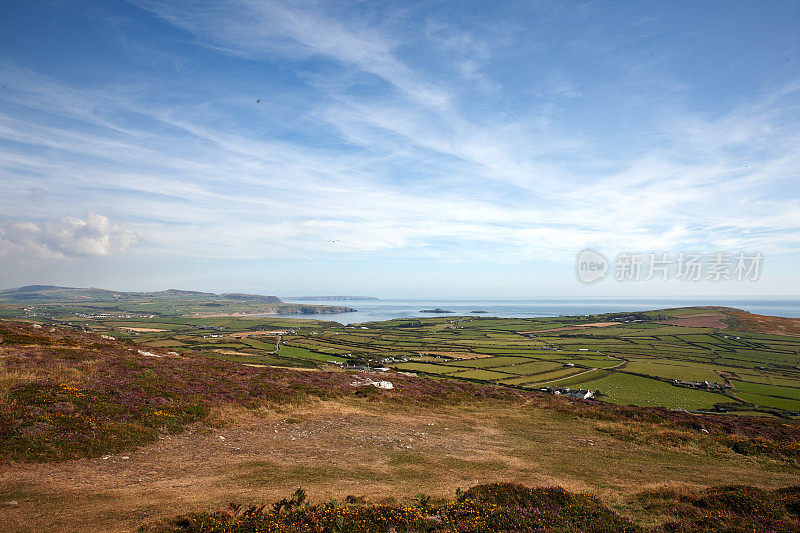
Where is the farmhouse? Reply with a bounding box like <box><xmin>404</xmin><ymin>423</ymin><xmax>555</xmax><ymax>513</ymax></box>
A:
<box><xmin>547</xmin><ymin>387</ymin><xmax>594</xmax><ymax>400</ymax></box>
<box><xmin>562</xmin><ymin>389</ymin><xmax>594</xmax><ymax>400</ymax></box>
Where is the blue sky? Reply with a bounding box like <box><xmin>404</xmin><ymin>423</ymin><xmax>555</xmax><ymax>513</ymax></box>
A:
<box><xmin>0</xmin><ymin>0</ymin><xmax>798</xmax><ymax>297</ymax></box>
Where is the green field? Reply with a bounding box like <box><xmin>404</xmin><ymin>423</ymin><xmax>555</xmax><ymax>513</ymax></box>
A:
<box><xmin>393</xmin><ymin>362</ymin><xmax>463</xmax><ymax>374</ymax></box>
<box><xmin>447</xmin><ymin>356</ymin><xmax>535</xmax><ymax>368</ymax></box>
<box><xmin>585</xmin><ymin>372</ymin><xmax>723</xmax><ymax>410</ymax></box>
<box><xmin>450</xmin><ymin>368</ymin><xmax>514</xmax><ymax>380</ymax></box>
<box><xmin>278</xmin><ymin>345</ymin><xmax>348</xmax><ymax>363</ymax></box>
<box><xmin>732</xmin><ymin>380</ymin><xmax>800</xmax><ymax>401</ymax></box>
<box><xmin>623</xmin><ymin>360</ymin><xmax>721</xmax><ymax>382</ymax></box>
<box><xmin>491</xmin><ymin>360</ymin><xmax>564</xmax><ymax>375</ymax></box>
<box><xmin>735</xmin><ymin>392</ymin><xmax>800</xmax><ymax>411</ymax></box>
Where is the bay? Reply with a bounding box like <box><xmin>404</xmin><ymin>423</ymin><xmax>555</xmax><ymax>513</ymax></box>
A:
<box><xmin>271</xmin><ymin>297</ymin><xmax>800</xmax><ymax>325</ymax></box>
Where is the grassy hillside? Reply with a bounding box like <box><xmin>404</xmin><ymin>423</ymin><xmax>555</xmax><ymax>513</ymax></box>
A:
<box><xmin>1</xmin><ymin>319</ymin><xmax>799</xmax><ymax>531</ymax></box>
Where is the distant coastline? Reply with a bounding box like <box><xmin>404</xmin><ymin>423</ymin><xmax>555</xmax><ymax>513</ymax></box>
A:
<box><xmin>0</xmin><ymin>285</ymin><xmax>357</xmax><ymax>316</ymax></box>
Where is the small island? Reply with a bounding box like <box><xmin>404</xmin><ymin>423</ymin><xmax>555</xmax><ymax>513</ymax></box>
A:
<box><xmin>420</xmin><ymin>308</ymin><xmax>453</xmax><ymax>313</ymax></box>
<box><xmin>470</xmin><ymin>310</ymin><xmax>488</xmax><ymax>313</ymax></box>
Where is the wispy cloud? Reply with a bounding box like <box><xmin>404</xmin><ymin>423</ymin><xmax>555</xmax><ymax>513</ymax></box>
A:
<box><xmin>0</xmin><ymin>0</ymin><xmax>797</xmax><ymax>280</ymax></box>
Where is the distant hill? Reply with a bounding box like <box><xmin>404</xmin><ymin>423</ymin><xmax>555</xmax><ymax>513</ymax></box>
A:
<box><xmin>150</xmin><ymin>289</ymin><xmax>217</xmax><ymax>298</ymax></box>
<box><xmin>0</xmin><ymin>284</ymin><xmax>77</xmax><ymax>294</ymax></box>
<box><xmin>0</xmin><ymin>285</ymin><xmax>281</xmax><ymax>303</ymax></box>
<box><xmin>0</xmin><ymin>285</ymin><xmax>121</xmax><ymax>301</ymax></box>
<box><xmin>220</xmin><ymin>293</ymin><xmax>283</xmax><ymax>303</ymax></box>
<box><xmin>0</xmin><ymin>284</ymin><xmax>358</xmax><ymax>316</ymax></box>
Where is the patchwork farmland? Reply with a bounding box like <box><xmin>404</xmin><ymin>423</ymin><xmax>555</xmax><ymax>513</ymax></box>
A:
<box><xmin>7</xmin><ymin>298</ymin><xmax>799</xmax><ymax>415</ymax></box>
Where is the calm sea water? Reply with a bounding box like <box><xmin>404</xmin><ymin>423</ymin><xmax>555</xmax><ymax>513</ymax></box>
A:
<box><xmin>273</xmin><ymin>298</ymin><xmax>800</xmax><ymax>325</ymax></box>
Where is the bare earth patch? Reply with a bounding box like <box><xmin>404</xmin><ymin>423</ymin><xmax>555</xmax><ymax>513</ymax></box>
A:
<box><xmin>119</xmin><ymin>327</ymin><xmax>167</xmax><ymax>333</ymax></box>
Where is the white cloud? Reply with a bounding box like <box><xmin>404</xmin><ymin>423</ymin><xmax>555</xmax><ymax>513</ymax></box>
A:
<box><xmin>0</xmin><ymin>214</ymin><xmax>138</xmax><ymax>260</ymax></box>
<box><xmin>0</xmin><ymin>1</ymin><xmax>797</xmax><ymax>272</ymax></box>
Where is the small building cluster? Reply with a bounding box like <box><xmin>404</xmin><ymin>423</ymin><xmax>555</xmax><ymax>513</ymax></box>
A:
<box><xmin>540</xmin><ymin>387</ymin><xmax>595</xmax><ymax>400</ymax></box>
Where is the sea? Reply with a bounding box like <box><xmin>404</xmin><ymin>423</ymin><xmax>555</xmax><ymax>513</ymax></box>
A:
<box><xmin>270</xmin><ymin>298</ymin><xmax>800</xmax><ymax>325</ymax></box>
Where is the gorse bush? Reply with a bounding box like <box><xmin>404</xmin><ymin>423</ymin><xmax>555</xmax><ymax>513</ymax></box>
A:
<box><xmin>150</xmin><ymin>483</ymin><xmax>800</xmax><ymax>533</ymax></box>
<box><xmin>157</xmin><ymin>482</ymin><xmax>642</xmax><ymax>532</ymax></box>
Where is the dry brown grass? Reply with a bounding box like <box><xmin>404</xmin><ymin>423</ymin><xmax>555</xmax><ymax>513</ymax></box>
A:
<box><xmin>0</xmin><ymin>349</ymin><xmax>94</xmax><ymax>403</ymax></box>
<box><xmin>48</xmin><ymin>363</ymin><xmax>86</xmax><ymax>386</ymax></box>
<box><xmin>0</xmin><ymin>367</ymin><xmax>37</xmax><ymax>404</ymax></box>
<box><xmin>1</xmin><ymin>398</ymin><xmax>797</xmax><ymax>532</ymax></box>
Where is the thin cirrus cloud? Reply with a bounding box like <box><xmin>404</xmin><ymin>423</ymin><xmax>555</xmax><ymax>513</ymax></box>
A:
<box><xmin>0</xmin><ymin>0</ymin><xmax>797</xmax><ymax>277</ymax></box>
<box><xmin>147</xmin><ymin>0</ymin><xmax>798</xmax><ymax>256</ymax></box>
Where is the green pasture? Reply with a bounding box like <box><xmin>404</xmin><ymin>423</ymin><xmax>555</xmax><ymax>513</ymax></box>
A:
<box><xmin>516</xmin><ymin>367</ymin><xmax>584</xmax><ymax>385</ymax></box>
<box><xmin>392</xmin><ymin>362</ymin><xmax>463</xmax><ymax>374</ymax></box>
<box><xmin>622</xmin><ymin>360</ymin><xmax>721</xmax><ymax>383</ymax></box>
<box><xmin>241</xmin><ymin>338</ymin><xmax>276</xmax><ymax>350</ymax></box>
<box><xmin>735</xmin><ymin>392</ymin><xmax>800</xmax><ymax>411</ymax></box>
<box><xmin>450</xmin><ymin>368</ymin><xmax>513</xmax><ymax>380</ymax></box>
<box><xmin>278</xmin><ymin>345</ymin><xmax>348</xmax><ymax>363</ymax></box>
<box><xmin>491</xmin><ymin>360</ymin><xmax>564</xmax><ymax>375</ymax></box>
<box><xmin>732</xmin><ymin>380</ymin><xmax>800</xmax><ymax>401</ymax></box>
<box><xmin>447</xmin><ymin>356</ymin><xmax>535</xmax><ymax>368</ymax></box>
<box><xmin>581</xmin><ymin>372</ymin><xmax>723</xmax><ymax>410</ymax></box>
